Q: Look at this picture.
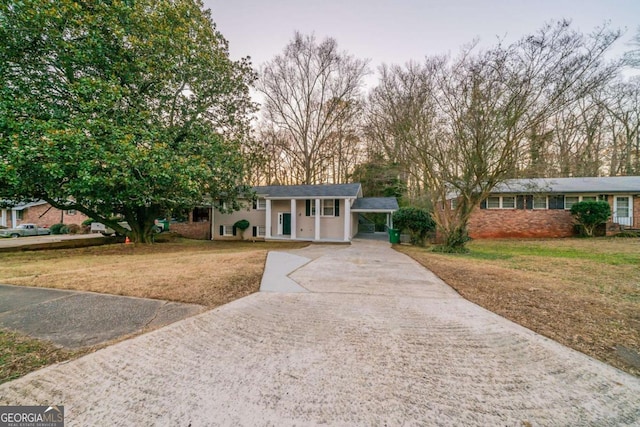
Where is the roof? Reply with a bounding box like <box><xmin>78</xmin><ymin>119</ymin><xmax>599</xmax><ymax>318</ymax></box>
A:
<box><xmin>254</xmin><ymin>183</ymin><xmax>362</xmax><ymax>199</ymax></box>
<box><xmin>351</xmin><ymin>197</ymin><xmax>399</xmax><ymax>212</ymax></box>
<box><xmin>1</xmin><ymin>200</ymin><xmax>49</xmax><ymax>211</ymax></box>
<box><xmin>490</xmin><ymin>176</ymin><xmax>640</xmax><ymax>194</ymax></box>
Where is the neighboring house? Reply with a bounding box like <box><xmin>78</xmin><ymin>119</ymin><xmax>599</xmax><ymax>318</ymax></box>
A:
<box><xmin>0</xmin><ymin>200</ymin><xmax>90</xmax><ymax>229</ymax></box>
<box><xmin>213</xmin><ymin>183</ymin><xmax>399</xmax><ymax>243</ymax></box>
<box><xmin>466</xmin><ymin>176</ymin><xmax>640</xmax><ymax>238</ymax></box>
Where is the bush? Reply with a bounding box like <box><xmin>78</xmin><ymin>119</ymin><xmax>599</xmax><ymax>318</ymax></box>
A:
<box><xmin>233</xmin><ymin>219</ymin><xmax>250</xmax><ymax>239</ymax></box>
<box><xmin>66</xmin><ymin>224</ymin><xmax>81</xmax><ymax>234</ymax></box>
<box><xmin>392</xmin><ymin>207</ymin><xmax>435</xmax><ymax>246</ymax></box>
<box><xmin>81</xmin><ymin>218</ymin><xmax>94</xmax><ymax>227</ymax></box>
<box><xmin>49</xmin><ymin>223</ymin><xmax>68</xmax><ymax>235</ymax></box>
<box><xmin>570</xmin><ymin>201</ymin><xmax>611</xmax><ymax>237</ymax></box>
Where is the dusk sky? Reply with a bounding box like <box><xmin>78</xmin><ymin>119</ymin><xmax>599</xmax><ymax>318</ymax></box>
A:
<box><xmin>204</xmin><ymin>0</ymin><xmax>639</xmax><ymax>79</ymax></box>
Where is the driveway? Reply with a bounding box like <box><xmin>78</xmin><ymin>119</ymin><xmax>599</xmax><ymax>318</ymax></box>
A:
<box><xmin>1</xmin><ymin>240</ymin><xmax>639</xmax><ymax>425</ymax></box>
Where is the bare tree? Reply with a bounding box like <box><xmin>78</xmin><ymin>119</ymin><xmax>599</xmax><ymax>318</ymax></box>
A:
<box><xmin>257</xmin><ymin>32</ymin><xmax>369</xmax><ymax>184</ymax></box>
<box><xmin>366</xmin><ymin>21</ymin><xmax>620</xmax><ymax>251</ymax></box>
<box><xmin>602</xmin><ymin>78</ymin><xmax>640</xmax><ymax>175</ymax></box>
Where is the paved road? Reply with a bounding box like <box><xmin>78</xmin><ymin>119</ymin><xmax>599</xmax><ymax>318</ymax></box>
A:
<box><xmin>1</xmin><ymin>240</ymin><xmax>639</xmax><ymax>426</ymax></box>
<box><xmin>0</xmin><ymin>284</ymin><xmax>204</xmax><ymax>348</ymax></box>
<box><xmin>0</xmin><ymin>233</ymin><xmax>106</xmax><ymax>250</ymax></box>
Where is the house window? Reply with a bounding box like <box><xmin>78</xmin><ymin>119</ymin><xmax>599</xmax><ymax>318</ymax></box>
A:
<box><xmin>501</xmin><ymin>196</ymin><xmax>515</xmax><ymax>209</ymax></box>
<box><xmin>15</xmin><ymin>210</ymin><xmax>23</xmax><ymax>220</ymax></box>
<box><xmin>564</xmin><ymin>196</ymin><xmax>579</xmax><ymax>210</ymax></box>
<box><xmin>66</xmin><ymin>209</ymin><xmax>76</xmax><ymax>216</ymax></box>
<box><xmin>221</xmin><ymin>225</ymin><xmax>234</xmax><ymax>236</ymax></box>
<box><xmin>450</xmin><ymin>198</ymin><xmax>458</xmax><ymax>209</ymax></box>
<box><xmin>616</xmin><ymin>197</ymin><xmax>630</xmax><ymax>218</ymax></box>
<box><xmin>309</xmin><ymin>199</ymin><xmax>337</xmax><ymax>217</ymax></box>
<box><xmin>533</xmin><ymin>196</ymin><xmax>547</xmax><ymax>209</ymax></box>
<box><xmin>487</xmin><ymin>197</ymin><xmax>501</xmax><ymax>209</ymax></box>
<box><xmin>256</xmin><ymin>198</ymin><xmax>266</xmax><ymax>210</ymax></box>
<box><xmin>257</xmin><ymin>226</ymin><xmax>266</xmax><ymax>237</ymax></box>
<box><xmin>486</xmin><ymin>196</ymin><xmax>514</xmax><ymax>209</ymax></box>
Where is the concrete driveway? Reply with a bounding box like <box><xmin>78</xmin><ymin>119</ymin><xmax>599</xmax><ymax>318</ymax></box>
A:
<box><xmin>1</xmin><ymin>240</ymin><xmax>639</xmax><ymax>426</ymax></box>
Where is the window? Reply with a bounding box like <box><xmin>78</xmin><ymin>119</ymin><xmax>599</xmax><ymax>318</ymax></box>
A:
<box><xmin>193</xmin><ymin>207</ymin><xmax>209</xmax><ymax>222</ymax></box>
<box><xmin>220</xmin><ymin>225</ymin><xmax>235</xmax><ymax>236</ymax></box>
<box><xmin>501</xmin><ymin>196</ymin><xmax>515</xmax><ymax>209</ymax></box>
<box><xmin>533</xmin><ymin>196</ymin><xmax>547</xmax><ymax>209</ymax></box>
<box><xmin>564</xmin><ymin>196</ymin><xmax>579</xmax><ymax>210</ymax></box>
<box><xmin>486</xmin><ymin>196</ymin><xmax>514</xmax><ymax>209</ymax></box>
<box><xmin>564</xmin><ymin>195</ymin><xmax>605</xmax><ymax>210</ymax></box>
<box><xmin>66</xmin><ymin>209</ymin><xmax>76</xmax><ymax>216</ymax></box>
<box><xmin>450</xmin><ymin>198</ymin><xmax>458</xmax><ymax>209</ymax></box>
<box><xmin>308</xmin><ymin>199</ymin><xmax>338</xmax><ymax>217</ymax></box>
<box><xmin>616</xmin><ymin>197</ymin><xmax>630</xmax><ymax>218</ymax></box>
<box><xmin>257</xmin><ymin>226</ymin><xmax>266</xmax><ymax>237</ymax></box>
<box><xmin>487</xmin><ymin>197</ymin><xmax>501</xmax><ymax>209</ymax></box>
<box><xmin>15</xmin><ymin>210</ymin><xmax>23</xmax><ymax>220</ymax></box>
<box><xmin>256</xmin><ymin>198</ymin><xmax>267</xmax><ymax>210</ymax></box>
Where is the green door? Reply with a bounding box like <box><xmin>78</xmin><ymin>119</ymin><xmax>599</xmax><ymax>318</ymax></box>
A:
<box><xmin>283</xmin><ymin>213</ymin><xmax>291</xmax><ymax>235</ymax></box>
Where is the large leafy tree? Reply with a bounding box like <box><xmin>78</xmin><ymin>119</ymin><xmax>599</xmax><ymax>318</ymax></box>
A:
<box><xmin>0</xmin><ymin>0</ymin><xmax>256</xmax><ymax>243</ymax></box>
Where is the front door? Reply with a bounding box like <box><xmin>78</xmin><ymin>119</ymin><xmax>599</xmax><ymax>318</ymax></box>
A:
<box><xmin>278</xmin><ymin>212</ymin><xmax>292</xmax><ymax>235</ymax></box>
<box><xmin>614</xmin><ymin>196</ymin><xmax>632</xmax><ymax>227</ymax></box>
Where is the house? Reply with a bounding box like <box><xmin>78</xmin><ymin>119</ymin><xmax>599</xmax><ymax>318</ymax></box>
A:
<box><xmin>467</xmin><ymin>176</ymin><xmax>640</xmax><ymax>238</ymax></box>
<box><xmin>0</xmin><ymin>200</ymin><xmax>90</xmax><ymax>229</ymax></box>
<box><xmin>213</xmin><ymin>183</ymin><xmax>399</xmax><ymax>242</ymax></box>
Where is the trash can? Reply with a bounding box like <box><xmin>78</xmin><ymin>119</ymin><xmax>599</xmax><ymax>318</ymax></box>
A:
<box><xmin>388</xmin><ymin>228</ymin><xmax>400</xmax><ymax>244</ymax></box>
<box><xmin>157</xmin><ymin>219</ymin><xmax>170</xmax><ymax>232</ymax></box>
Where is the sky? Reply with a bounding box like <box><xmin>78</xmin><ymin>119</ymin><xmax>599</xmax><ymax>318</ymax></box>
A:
<box><xmin>204</xmin><ymin>0</ymin><xmax>640</xmax><ymax>80</ymax></box>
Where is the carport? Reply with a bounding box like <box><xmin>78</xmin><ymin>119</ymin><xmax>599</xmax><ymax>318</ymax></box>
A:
<box><xmin>351</xmin><ymin>197</ymin><xmax>399</xmax><ymax>239</ymax></box>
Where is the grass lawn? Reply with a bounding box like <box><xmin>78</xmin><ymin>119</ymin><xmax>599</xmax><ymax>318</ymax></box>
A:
<box><xmin>0</xmin><ymin>238</ymin><xmax>307</xmax><ymax>383</ymax></box>
<box><xmin>396</xmin><ymin>238</ymin><xmax>640</xmax><ymax>377</ymax></box>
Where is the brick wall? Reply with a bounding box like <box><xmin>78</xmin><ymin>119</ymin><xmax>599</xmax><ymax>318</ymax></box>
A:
<box><xmin>170</xmin><ymin>221</ymin><xmax>211</xmax><ymax>240</ymax></box>
<box><xmin>11</xmin><ymin>204</ymin><xmax>90</xmax><ymax>228</ymax></box>
<box><xmin>468</xmin><ymin>208</ymin><xmax>575</xmax><ymax>238</ymax></box>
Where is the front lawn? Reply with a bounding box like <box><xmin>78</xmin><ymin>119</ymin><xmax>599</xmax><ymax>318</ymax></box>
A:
<box><xmin>396</xmin><ymin>238</ymin><xmax>640</xmax><ymax>376</ymax></box>
<box><xmin>0</xmin><ymin>239</ymin><xmax>308</xmax><ymax>384</ymax></box>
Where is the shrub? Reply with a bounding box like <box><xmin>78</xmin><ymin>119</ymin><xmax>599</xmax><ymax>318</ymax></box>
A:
<box><xmin>81</xmin><ymin>218</ymin><xmax>94</xmax><ymax>227</ymax></box>
<box><xmin>392</xmin><ymin>207</ymin><xmax>435</xmax><ymax>246</ymax></box>
<box><xmin>570</xmin><ymin>201</ymin><xmax>611</xmax><ymax>237</ymax></box>
<box><xmin>66</xmin><ymin>224</ymin><xmax>81</xmax><ymax>234</ymax></box>
<box><xmin>233</xmin><ymin>219</ymin><xmax>250</xmax><ymax>239</ymax></box>
<box><xmin>49</xmin><ymin>223</ymin><xmax>68</xmax><ymax>235</ymax></box>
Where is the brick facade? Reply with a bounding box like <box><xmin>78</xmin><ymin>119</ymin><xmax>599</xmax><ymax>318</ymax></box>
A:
<box><xmin>170</xmin><ymin>221</ymin><xmax>211</xmax><ymax>240</ymax></box>
<box><xmin>2</xmin><ymin>203</ymin><xmax>90</xmax><ymax>229</ymax></box>
<box><xmin>469</xmin><ymin>208</ymin><xmax>575</xmax><ymax>238</ymax></box>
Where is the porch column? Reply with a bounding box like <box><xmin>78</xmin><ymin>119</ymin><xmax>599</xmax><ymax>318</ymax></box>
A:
<box><xmin>11</xmin><ymin>209</ymin><xmax>17</xmax><ymax>227</ymax></box>
<box><xmin>290</xmin><ymin>199</ymin><xmax>297</xmax><ymax>239</ymax></box>
<box><xmin>343</xmin><ymin>198</ymin><xmax>351</xmax><ymax>241</ymax></box>
<box><xmin>265</xmin><ymin>199</ymin><xmax>272</xmax><ymax>238</ymax></box>
<box><xmin>0</xmin><ymin>209</ymin><xmax>5</xmax><ymax>227</ymax></box>
<box><xmin>314</xmin><ymin>198</ymin><xmax>321</xmax><ymax>241</ymax></box>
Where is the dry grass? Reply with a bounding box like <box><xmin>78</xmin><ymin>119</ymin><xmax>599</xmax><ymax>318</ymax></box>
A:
<box><xmin>0</xmin><ymin>328</ymin><xmax>83</xmax><ymax>384</ymax></box>
<box><xmin>396</xmin><ymin>238</ymin><xmax>640</xmax><ymax>376</ymax></box>
<box><xmin>0</xmin><ymin>239</ymin><xmax>308</xmax><ymax>384</ymax></box>
<box><xmin>0</xmin><ymin>239</ymin><xmax>308</xmax><ymax>307</ymax></box>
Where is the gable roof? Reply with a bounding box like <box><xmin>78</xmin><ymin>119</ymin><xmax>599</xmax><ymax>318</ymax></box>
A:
<box><xmin>254</xmin><ymin>183</ymin><xmax>362</xmax><ymax>199</ymax></box>
<box><xmin>351</xmin><ymin>197</ymin><xmax>399</xmax><ymax>212</ymax></box>
<box><xmin>490</xmin><ymin>176</ymin><xmax>640</xmax><ymax>194</ymax></box>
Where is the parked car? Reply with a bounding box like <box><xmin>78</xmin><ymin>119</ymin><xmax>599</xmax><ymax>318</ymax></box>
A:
<box><xmin>0</xmin><ymin>223</ymin><xmax>51</xmax><ymax>238</ymax></box>
<box><xmin>90</xmin><ymin>221</ymin><xmax>131</xmax><ymax>236</ymax></box>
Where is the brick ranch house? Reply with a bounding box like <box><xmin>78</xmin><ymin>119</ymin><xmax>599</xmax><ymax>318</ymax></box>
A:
<box><xmin>466</xmin><ymin>176</ymin><xmax>640</xmax><ymax>238</ymax></box>
<box><xmin>213</xmin><ymin>183</ymin><xmax>399</xmax><ymax>243</ymax></box>
<box><xmin>0</xmin><ymin>200</ymin><xmax>90</xmax><ymax>229</ymax></box>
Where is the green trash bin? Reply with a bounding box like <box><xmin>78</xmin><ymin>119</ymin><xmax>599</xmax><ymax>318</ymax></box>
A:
<box><xmin>158</xmin><ymin>219</ymin><xmax>170</xmax><ymax>232</ymax></box>
<box><xmin>388</xmin><ymin>228</ymin><xmax>400</xmax><ymax>244</ymax></box>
